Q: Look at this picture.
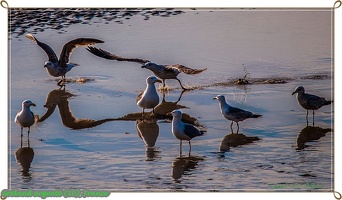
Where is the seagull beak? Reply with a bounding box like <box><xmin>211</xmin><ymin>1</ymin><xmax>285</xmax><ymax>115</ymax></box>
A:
<box><xmin>141</xmin><ymin>65</ymin><xmax>146</xmax><ymax>68</ymax></box>
<box><xmin>213</xmin><ymin>97</ymin><xmax>217</xmax><ymax>100</ymax></box>
<box><xmin>156</xmin><ymin>79</ymin><xmax>162</xmax><ymax>83</ymax></box>
<box><xmin>31</xmin><ymin>103</ymin><xmax>36</xmax><ymax>107</ymax></box>
<box><xmin>291</xmin><ymin>91</ymin><xmax>296</xmax><ymax>95</ymax></box>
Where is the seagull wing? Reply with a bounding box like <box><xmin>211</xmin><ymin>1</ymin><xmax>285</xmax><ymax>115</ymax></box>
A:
<box><xmin>184</xmin><ymin>123</ymin><xmax>203</xmax><ymax>138</ymax></box>
<box><xmin>58</xmin><ymin>38</ymin><xmax>104</xmax><ymax>68</ymax></box>
<box><xmin>136</xmin><ymin>91</ymin><xmax>144</xmax><ymax>103</ymax></box>
<box><xmin>86</xmin><ymin>46</ymin><xmax>149</xmax><ymax>64</ymax></box>
<box><xmin>305</xmin><ymin>93</ymin><xmax>328</xmax><ymax>108</ymax></box>
<box><xmin>171</xmin><ymin>64</ymin><xmax>207</xmax><ymax>75</ymax></box>
<box><xmin>25</xmin><ymin>34</ymin><xmax>59</xmax><ymax>63</ymax></box>
<box><xmin>227</xmin><ymin>106</ymin><xmax>254</xmax><ymax>119</ymax></box>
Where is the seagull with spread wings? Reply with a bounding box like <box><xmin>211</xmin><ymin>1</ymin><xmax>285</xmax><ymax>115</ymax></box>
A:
<box><xmin>86</xmin><ymin>46</ymin><xmax>207</xmax><ymax>90</ymax></box>
<box><xmin>25</xmin><ymin>34</ymin><xmax>104</xmax><ymax>86</ymax></box>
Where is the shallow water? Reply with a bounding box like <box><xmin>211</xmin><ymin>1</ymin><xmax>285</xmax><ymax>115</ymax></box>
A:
<box><xmin>9</xmin><ymin>9</ymin><xmax>333</xmax><ymax>191</ymax></box>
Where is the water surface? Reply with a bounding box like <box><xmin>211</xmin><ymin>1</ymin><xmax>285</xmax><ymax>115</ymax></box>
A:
<box><xmin>9</xmin><ymin>9</ymin><xmax>333</xmax><ymax>191</ymax></box>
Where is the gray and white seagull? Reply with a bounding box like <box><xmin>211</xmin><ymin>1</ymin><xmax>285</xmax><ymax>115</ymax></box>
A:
<box><xmin>214</xmin><ymin>95</ymin><xmax>262</xmax><ymax>133</ymax></box>
<box><xmin>142</xmin><ymin>62</ymin><xmax>207</xmax><ymax>90</ymax></box>
<box><xmin>292</xmin><ymin>86</ymin><xmax>333</xmax><ymax>124</ymax></box>
<box><xmin>86</xmin><ymin>46</ymin><xmax>207</xmax><ymax>90</ymax></box>
<box><xmin>25</xmin><ymin>34</ymin><xmax>104</xmax><ymax>86</ymax></box>
<box><xmin>14</xmin><ymin>100</ymin><xmax>37</xmax><ymax>137</ymax></box>
<box><xmin>136</xmin><ymin>76</ymin><xmax>162</xmax><ymax>115</ymax></box>
<box><xmin>171</xmin><ymin>110</ymin><xmax>204</xmax><ymax>154</ymax></box>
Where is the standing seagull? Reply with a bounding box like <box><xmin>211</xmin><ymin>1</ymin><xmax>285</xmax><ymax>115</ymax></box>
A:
<box><xmin>213</xmin><ymin>95</ymin><xmax>262</xmax><ymax>133</ymax></box>
<box><xmin>86</xmin><ymin>47</ymin><xmax>207</xmax><ymax>90</ymax></box>
<box><xmin>171</xmin><ymin>110</ymin><xmax>204</xmax><ymax>154</ymax></box>
<box><xmin>15</xmin><ymin>100</ymin><xmax>37</xmax><ymax>137</ymax></box>
<box><xmin>292</xmin><ymin>86</ymin><xmax>333</xmax><ymax>124</ymax></box>
<box><xmin>25</xmin><ymin>34</ymin><xmax>104</xmax><ymax>86</ymax></box>
<box><xmin>137</xmin><ymin>76</ymin><xmax>162</xmax><ymax>115</ymax></box>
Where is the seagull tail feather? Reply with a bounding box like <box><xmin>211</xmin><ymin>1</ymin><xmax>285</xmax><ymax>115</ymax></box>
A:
<box><xmin>324</xmin><ymin>100</ymin><xmax>333</xmax><ymax>106</ymax></box>
<box><xmin>252</xmin><ymin>114</ymin><xmax>262</xmax><ymax>118</ymax></box>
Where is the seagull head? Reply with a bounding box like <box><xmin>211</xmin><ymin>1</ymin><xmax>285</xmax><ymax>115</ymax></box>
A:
<box><xmin>44</xmin><ymin>61</ymin><xmax>54</xmax><ymax>69</ymax></box>
<box><xmin>146</xmin><ymin>76</ymin><xmax>162</xmax><ymax>84</ymax></box>
<box><xmin>292</xmin><ymin>86</ymin><xmax>305</xmax><ymax>95</ymax></box>
<box><xmin>213</xmin><ymin>95</ymin><xmax>226</xmax><ymax>102</ymax></box>
<box><xmin>142</xmin><ymin>62</ymin><xmax>157</xmax><ymax>69</ymax></box>
<box><xmin>22</xmin><ymin>100</ymin><xmax>36</xmax><ymax>108</ymax></box>
<box><xmin>171</xmin><ymin>110</ymin><xmax>182</xmax><ymax>118</ymax></box>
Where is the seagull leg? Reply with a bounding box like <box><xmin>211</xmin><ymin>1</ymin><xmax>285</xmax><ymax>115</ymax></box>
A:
<box><xmin>236</xmin><ymin>122</ymin><xmax>240</xmax><ymax>134</ymax></box>
<box><xmin>28</xmin><ymin>127</ymin><xmax>30</xmax><ymax>137</ymax></box>
<box><xmin>58</xmin><ymin>75</ymin><xmax>66</xmax><ymax>87</ymax></box>
<box><xmin>20</xmin><ymin>131</ymin><xmax>23</xmax><ymax>148</ymax></box>
<box><xmin>312</xmin><ymin>110</ymin><xmax>315</xmax><ymax>126</ymax></box>
<box><xmin>306</xmin><ymin>110</ymin><xmax>309</xmax><ymax>125</ymax></box>
<box><xmin>230</xmin><ymin>121</ymin><xmax>234</xmax><ymax>133</ymax></box>
<box><xmin>189</xmin><ymin>141</ymin><xmax>191</xmax><ymax>156</ymax></box>
<box><xmin>20</xmin><ymin>127</ymin><xmax>23</xmax><ymax>137</ymax></box>
<box><xmin>176</xmin><ymin>78</ymin><xmax>187</xmax><ymax>90</ymax></box>
<box><xmin>162</xmin><ymin>80</ymin><xmax>166</xmax><ymax>89</ymax></box>
<box><xmin>180</xmin><ymin>140</ymin><xmax>182</xmax><ymax>155</ymax></box>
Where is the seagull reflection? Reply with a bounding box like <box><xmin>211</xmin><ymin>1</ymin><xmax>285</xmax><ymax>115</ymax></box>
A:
<box><xmin>219</xmin><ymin>133</ymin><xmax>260</xmax><ymax>154</ymax></box>
<box><xmin>136</xmin><ymin>118</ymin><xmax>160</xmax><ymax>161</ymax></box>
<box><xmin>15</xmin><ymin>135</ymin><xmax>34</xmax><ymax>179</ymax></box>
<box><xmin>296</xmin><ymin>125</ymin><xmax>332</xmax><ymax>150</ymax></box>
<box><xmin>39</xmin><ymin>89</ymin><xmax>115</xmax><ymax>129</ymax></box>
<box><xmin>154</xmin><ymin>90</ymin><xmax>187</xmax><ymax>115</ymax></box>
<box><xmin>171</xmin><ymin>155</ymin><xmax>205</xmax><ymax>183</ymax></box>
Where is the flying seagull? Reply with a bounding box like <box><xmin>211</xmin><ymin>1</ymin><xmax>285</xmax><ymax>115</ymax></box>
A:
<box><xmin>86</xmin><ymin>46</ymin><xmax>207</xmax><ymax>90</ymax></box>
<box><xmin>213</xmin><ymin>95</ymin><xmax>262</xmax><ymax>133</ymax></box>
<box><xmin>14</xmin><ymin>100</ymin><xmax>37</xmax><ymax>137</ymax></box>
<box><xmin>292</xmin><ymin>86</ymin><xmax>332</xmax><ymax>124</ymax></box>
<box><xmin>171</xmin><ymin>110</ymin><xmax>204</xmax><ymax>154</ymax></box>
<box><xmin>25</xmin><ymin>34</ymin><xmax>104</xmax><ymax>86</ymax></box>
<box><xmin>136</xmin><ymin>76</ymin><xmax>162</xmax><ymax>115</ymax></box>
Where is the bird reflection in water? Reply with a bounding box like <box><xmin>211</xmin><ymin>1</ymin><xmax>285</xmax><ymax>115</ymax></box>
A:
<box><xmin>219</xmin><ymin>132</ymin><xmax>260</xmax><ymax>156</ymax></box>
<box><xmin>39</xmin><ymin>88</ymin><xmax>115</xmax><ymax>129</ymax></box>
<box><xmin>136</xmin><ymin>118</ymin><xmax>160</xmax><ymax>161</ymax></box>
<box><xmin>15</xmin><ymin>134</ymin><xmax>34</xmax><ymax>181</ymax></box>
<box><xmin>171</xmin><ymin>155</ymin><xmax>205</xmax><ymax>183</ymax></box>
<box><xmin>296</xmin><ymin>125</ymin><xmax>332</xmax><ymax>150</ymax></box>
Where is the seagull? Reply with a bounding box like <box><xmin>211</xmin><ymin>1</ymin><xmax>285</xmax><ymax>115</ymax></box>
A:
<box><xmin>142</xmin><ymin>62</ymin><xmax>207</xmax><ymax>90</ymax></box>
<box><xmin>25</xmin><ymin>34</ymin><xmax>104</xmax><ymax>86</ymax></box>
<box><xmin>292</xmin><ymin>86</ymin><xmax>333</xmax><ymax>124</ymax></box>
<box><xmin>14</xmin><ymin>100</ymin><xmax>37</xmax><ymax>137</ymax></box>
<box><xmin>171</xmin><ymin>110</ymin><xmax>204</xmax><ymax>154</ymax></box>
<box><xmin>86</xmin><ymin>47</ymin><xmax>207</xmax><ymax>90</ymax></box>
<box><xmin>213</xmin><ymin>95</ymin><xmax>262</xmax><ymax>133</ymax></box>
<box><xmin>136</xmin><ymin>76</ymin><xmax>162</xmax><ymax>115</ymax></box>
